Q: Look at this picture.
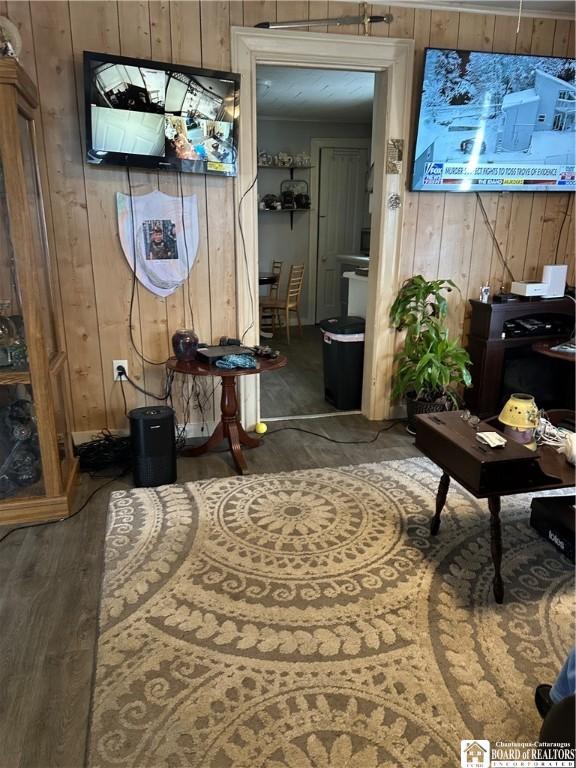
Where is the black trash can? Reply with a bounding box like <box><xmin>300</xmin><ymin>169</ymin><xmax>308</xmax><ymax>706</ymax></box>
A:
<box><xmin>319</xmin><ymin>316</ymin><xmax>365</xmax><ymax>410</ymax></box>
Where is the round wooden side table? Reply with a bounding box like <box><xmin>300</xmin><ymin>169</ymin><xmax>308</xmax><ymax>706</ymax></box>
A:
<box><xmin>166</xmin><ymin>354</ymin><xmax>287</xmax><ymax>474</ymax></box>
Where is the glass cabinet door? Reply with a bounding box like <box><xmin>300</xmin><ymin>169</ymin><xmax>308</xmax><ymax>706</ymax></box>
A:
<box><xmin>0</xmin><ymin>160</ymin><xmax>28</xmax><ymax>372</ymax></box>
<box><xmin>0</xmin><ymin>383</ymin><xmax>44</xmax><ymax>501</ymax></box>
<box><xmin>17</xmin><ymin>113</ymin><xmax>58</xmax><ymax>363</ymax></box>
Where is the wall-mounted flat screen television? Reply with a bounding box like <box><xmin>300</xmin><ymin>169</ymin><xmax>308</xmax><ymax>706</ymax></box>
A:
<box><xmin>411</xmin><ymin>48</ymin><xmax>575</xmax><ymax>192</ymax></box>
<box><xmin>84</xmin><ymin>51</ymin><xmax>240</xmax><ymax>177</ymax></box>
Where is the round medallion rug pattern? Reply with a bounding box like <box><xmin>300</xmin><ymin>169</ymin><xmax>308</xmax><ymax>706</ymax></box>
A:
<box><xmin>88</xmin><ymin>458</ymin><xmax>574</xmax><ymax>767</ymax></box>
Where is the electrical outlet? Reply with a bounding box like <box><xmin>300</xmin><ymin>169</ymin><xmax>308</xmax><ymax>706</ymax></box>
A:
<box><xmin>113</xmin><ymin>359</ymin><xmax>128</xmax><ymax>381</ymax></box>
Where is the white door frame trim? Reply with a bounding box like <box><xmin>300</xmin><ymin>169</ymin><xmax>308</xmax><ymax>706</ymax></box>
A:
<box><xmin>231</xmin><ymin>27</ymin><xmax>414</xmax><ymax>428</ymax></box>
<box><xmin>309</xmin><ymin>137</ymin><xmax>371</xmax><ymax>325</ymax></box>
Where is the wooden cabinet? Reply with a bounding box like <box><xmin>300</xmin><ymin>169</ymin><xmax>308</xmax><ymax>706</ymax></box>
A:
<box><xmin>0</xmin><ymin>59</ymin><xmax>77</xmax><ymax>524</ymax></box>
<box><xmin>464</xmin><ymin>298</ymin><xmax>575</xmax><ymax>417</ymax></box>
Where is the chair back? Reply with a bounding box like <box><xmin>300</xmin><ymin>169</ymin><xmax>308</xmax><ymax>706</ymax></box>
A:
<box><xmin>270</xmin><ymin>260</ymin><xmax>283</xmax><ymax>298</ymax></box>
<box><xmin>286</xmin><ymin>264</ymin><xmax>305</xmax><ymax>308</ymax></box>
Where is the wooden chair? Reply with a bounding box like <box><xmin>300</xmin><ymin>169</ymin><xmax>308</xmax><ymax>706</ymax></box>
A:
<box><xmin>260</xmin><ymin>264</ymin><xmax>305</xmax><ymax>343</ymax></box>
<box><xmin>260</xmin><ymin>260</ymin><xmax>283</xmax><ymax>332</ymax></box>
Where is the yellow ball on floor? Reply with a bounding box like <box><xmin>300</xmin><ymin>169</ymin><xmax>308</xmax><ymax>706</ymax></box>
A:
<box><xmin>255</xmin><ymin>422</ymin><xmax>268</xmax><ymax>434</ymax></box>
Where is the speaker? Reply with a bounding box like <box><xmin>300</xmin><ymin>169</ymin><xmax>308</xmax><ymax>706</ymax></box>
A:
<box><xmin>129</xmin><ymin>406</ymin><xmax>176</xmax><ymax>488</ymax></box>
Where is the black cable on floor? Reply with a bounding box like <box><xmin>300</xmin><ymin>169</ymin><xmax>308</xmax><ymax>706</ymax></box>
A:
<box><xmin>264</xmin><ymin>420</ymin><xmax>403</xmax><ymax>445</ymax></box>
<box><xmin>0</xmin><ymin>470</ymin><xmax>129</xmax><ymax>548</ymax></box>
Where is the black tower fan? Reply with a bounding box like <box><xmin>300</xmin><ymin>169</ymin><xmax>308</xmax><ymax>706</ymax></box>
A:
<box><xmin>129</xmin><ymin>406</ymin><xmax>176</xmax><ymax>487</ymax></box>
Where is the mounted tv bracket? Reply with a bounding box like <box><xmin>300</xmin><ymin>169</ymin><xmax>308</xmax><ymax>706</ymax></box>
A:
<box><xmin>255</xmin><ymin>2</ymin><xmax>393</xmax><ymax>34</ymax></box>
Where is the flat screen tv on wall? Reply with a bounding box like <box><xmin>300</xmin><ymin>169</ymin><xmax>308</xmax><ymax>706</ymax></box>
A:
<box><xmin>410</xmin><ymin>47</ymin><xmax>575</xmax><ymax>192</ymax></box>
<box><xmin>84</xmin><ymin>51</ymin><xmax>240</xmax><ymax>177</ymax></box>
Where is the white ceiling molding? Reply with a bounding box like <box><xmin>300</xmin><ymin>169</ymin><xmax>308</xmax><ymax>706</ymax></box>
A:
<box><xmin>379</xmin><ymin>0</ymin><xmax>574</xmax><ymax>20</ymax></box>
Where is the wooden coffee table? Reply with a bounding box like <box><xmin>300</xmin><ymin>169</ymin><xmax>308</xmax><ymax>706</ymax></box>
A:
<box><xmin>166</xmin><ymin>354</ymin><xmax>287</xmax><ymax>474</ymax></box>
<box><xmin>415</xmin><ymin>410</ymin><xmax>575</xmax><ymax>603</ymax></box>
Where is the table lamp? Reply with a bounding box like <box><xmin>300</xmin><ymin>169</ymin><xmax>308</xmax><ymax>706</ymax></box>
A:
<box><xmin>498</xmin><ymin>393</ymin><xmax>539</xmax><ymax>449</ymax></box>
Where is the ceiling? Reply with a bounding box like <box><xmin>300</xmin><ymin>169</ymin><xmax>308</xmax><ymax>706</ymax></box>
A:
<box><xmin>256</xmin><ymin>66</ymin><xmax>375</xmax><ymax>123</ymax></box>
<box><xmin>367</xmin><ymin>1</ymin><xmax>574</xmax><ymax>19</ymax></box>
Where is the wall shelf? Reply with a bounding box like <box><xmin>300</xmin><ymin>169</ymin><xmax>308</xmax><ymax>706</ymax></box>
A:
<box><xmin>258</xmin><ymin>207</ymin><xmax>311</xmax><ymax>230</ymax></box>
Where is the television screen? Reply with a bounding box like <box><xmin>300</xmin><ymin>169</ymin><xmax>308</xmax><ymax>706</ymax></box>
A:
<box><xmin>84</xmin><ymin>51</ymin><xmax>240</xmax><ymax>177</ymax></box>
<box><xmin>411</xmin><ymin>48</ymin><xmax>575</xmax><ymax>192</ymax></box>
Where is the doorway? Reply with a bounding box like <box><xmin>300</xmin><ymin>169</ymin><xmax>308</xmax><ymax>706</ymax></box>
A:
<box><xmin>255</xmin><ymin>66</ymin><xmax>374</xmax><ymax>420</ymax></box>
<box><xmin>232</xmin><ymin>28</ymin><xmax>414</xmax><ymax>429</ymax></box>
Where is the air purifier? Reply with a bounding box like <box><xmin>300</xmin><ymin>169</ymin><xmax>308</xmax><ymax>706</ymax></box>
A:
<box><xmin>129</xmin><ymin>406</ymin><xmax>176</xmax><ymax>487</ymax></box>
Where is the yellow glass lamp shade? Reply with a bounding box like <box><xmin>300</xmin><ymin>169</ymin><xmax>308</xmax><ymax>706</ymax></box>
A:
<box><xmin>498</xmin><ymin>393</ymin><xmax>539</xmax><ymax>448</ymax></box>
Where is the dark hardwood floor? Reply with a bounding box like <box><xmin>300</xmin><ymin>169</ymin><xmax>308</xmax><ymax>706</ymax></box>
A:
<box><xmin>0</xmin><ymin>415</ymin><xmax>417</xmax><ymax>768</ymax></box>
<box><xmin>260</xmin><ymin>324</ymin><xmax>345</xmax><ymax>418</ymax></box>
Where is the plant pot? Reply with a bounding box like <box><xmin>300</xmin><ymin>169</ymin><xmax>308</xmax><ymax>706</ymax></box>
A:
<box><xmin>405</xmin><ymin>394</ymin><xmax>451</xmax><ymax>435</ymax></box>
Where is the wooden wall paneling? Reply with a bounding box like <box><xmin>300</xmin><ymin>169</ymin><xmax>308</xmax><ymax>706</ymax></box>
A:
<box><xmin>504</xmin><ymin>195</ymin><xmax>532</xmax><ymax>285</ymax></box>
<box><xmin>563</xmin><ymin>198</ymin><xmax>575</xmax><ymax>286</ymax></box>
<box><xmin>309</xmin><ymin>0</ymin><xmax>329</xmax><ymax>32</ymax></box>
<box><xmin>398</xmin><ymin>9</ymin><xmax>429</xmax><ymax>286</ymax></box>
<box><xmin>429</xmin><ymin>8</ymin><xmax>459</xmax><ymax>45</ymax></box>
<box><xmin>488</xmin><ymin>195</ymin><xmax>513</xmax><ymax>292</ymax></box>
<box><xmin>438</xmin><ymin>14</ymin><xmax>496</xmax><ymax>338</ymax></box>
<box><xmin>531</xmin><ymin>18</ymin><xmax>557</xmax><ymax>55</ymax></box>
<box><xmin>523</xmin><ymin>195</ymin><xmax>547</xmax><ymax>281</ymax></box>
<box><xmin>7</xmin><ymin>0</ymin><xmax>573</xmax><ymax>431</ymax></box>
<box><xmin>428</xmin><ymin>11</ymin><xmax>466</xmax><ymax>339</ymax></box>
<box><xmin>29</xmin><ymin>1</ymin><xmax>106</xmax><ymax>431</ymax></box>
<box><xmin>276</xmin><ymin>1</ymin><xmax>308</xmax><ymax>24</ymax></box>
<box><xmin>201</xmin><ymin>2</ymin><xmax>238</xmax><ymax>344</ymax></box>
<box><xmin>230</xmin><ymin>1</ymin><xmax>243</xmax><ymax>27</ymax></box>
<box><xmin>488</xmin><ymin>13</ymin><xmax>534</xmax><ymax>295</ymax></box>
<box><xmin>537</xmin><ymin>194</ymin><xmax>572</xmax><ymax>274</ymax></box>
<box><xmin>117</xmin><ymin>1</ymin><xmax>171</xmax><ymax>409</ymax></box>
<box><xmin>387</xmin><ymin>5</ymin><xmax>415</xmax><ymax>40</ymax></box>
<box><xmin>242</xmin><ymin>0</ymin><xmax>276</xmax><ymax>28</ymax></box>
<box><xmin>68</xmin><ymin>1</ymin><xmax>147</xmax><ymax>431</ymax></box>
<box><xmin>150</xmin><ymin>1</ymin><xmax>172</xmax><ymax>57</ymax></box>
<box><xmin>465</xmin><ymin>192</ymin><xmax>498</xmax><ymax>308</ymax></box>
<box><xmin>520</xmin><ymin>17</ymin><xmax>558</xmax><ymax>285</ymax></box>
<box><xmin>413</xmin><ymin>12</ymin><xmax>459</xmax><ymax>285</ymax></box>
<box><xmin>368</xmin><ymin>4</ymin><xmax>389</xmax><ymax>38</ymax></box>
<box><xmin>170</xmin><ymin>0</ymin><xmax>200</xmax><ymax>58</ymax></box>
<box><xmin>328</xmin><ymin>2</ymin><xmax>360</xmax><ymax>35</ymax></box>
<box><xmin>169</xmin><ymin>0</ymin><xmax>215</xmax><ymax>427</ymax></box>
<box><xmin>552</xmin><ymin>17</ymin><xmax>570</xmax><ymax>55</ymax></box>
<box><xmin>150</xmin><ymin>0</ymin><xmax>189</xmax><ymax>390</ymax></box>
<box><xmin>568</xmin><ymin>21</ymin><xmax>575</xmax><ymax>57</ymax></box>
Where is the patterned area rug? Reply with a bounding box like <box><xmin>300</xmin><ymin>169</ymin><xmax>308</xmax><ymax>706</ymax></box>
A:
<box><xmin>88</xmin><ymin>458</ymin><xmax>574</xmax><ymax>767</ymax></box>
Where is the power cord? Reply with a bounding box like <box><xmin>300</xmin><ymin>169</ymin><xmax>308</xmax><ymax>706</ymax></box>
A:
<box><xmin>116</xmin><ymin>365</ymin><xmax>174</xmax><ymax>402</ymax></box>
<box><xmin>264</xmin><ymin>420</ymin><xmax>402</xmax><ymax>445</ymax></box>
<box><xmin>0</xmin><ymin>469</ymin><xmax>129</xmax><ymax>547</ymax></box>
<box><xmin>76</xmin><ymin>429</ymin><xmax>132</xmax><ymax>473</ymax></box>
<box><xmin>238</xmin><ymin>174</ymin><xmax>259</xmax><ymax>343</ymax></box>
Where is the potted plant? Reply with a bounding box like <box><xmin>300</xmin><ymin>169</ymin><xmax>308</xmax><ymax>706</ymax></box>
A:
<box><xmin>390</xmin><ymin>275</ymin><xmax>472</xmax><ymax>433</ymax></box>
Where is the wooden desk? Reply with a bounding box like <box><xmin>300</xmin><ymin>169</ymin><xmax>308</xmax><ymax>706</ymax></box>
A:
<box><xmin>415</xmin><ymin>410</ymin><xmax>575</xmax><ymax>603</ymax></box>
<box><xmin>166</xmin><ymin>355</ymin><xmax>287</xmax><ymax>474</ymax></box>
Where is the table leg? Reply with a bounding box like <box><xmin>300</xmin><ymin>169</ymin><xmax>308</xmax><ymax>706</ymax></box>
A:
<box><xmin>185</xmin><ymin>375</ymin><xmax>261</xmax><ymax>473</ymax></box>
<box><xmin>430</xmin><ymin>472</ymin><xmax>450</xmax><ymax>535</ymax></box>
<box><xmin>488</xmin><ymin>495</ymin><xmax>504</xmax><ymax>604</ymax></box>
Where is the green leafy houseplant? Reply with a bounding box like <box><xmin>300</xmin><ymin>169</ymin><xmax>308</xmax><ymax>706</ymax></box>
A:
<box><xmin>390</xmin><ymin>275</ymin><xmax>472</xmax><ymax>428</ymax></box>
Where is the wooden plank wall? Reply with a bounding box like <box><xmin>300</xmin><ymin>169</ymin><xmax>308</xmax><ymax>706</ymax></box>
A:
<box><xmin>4</xmin><ymin>1</ymin><xmax>574</xmax><ymax>431</ymax></box>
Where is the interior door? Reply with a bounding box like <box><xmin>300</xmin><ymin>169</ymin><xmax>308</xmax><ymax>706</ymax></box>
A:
<box><xmin>315</xmin><ymin>146</ymin><xmax>369</xmax><ymax>322</ymax></box>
